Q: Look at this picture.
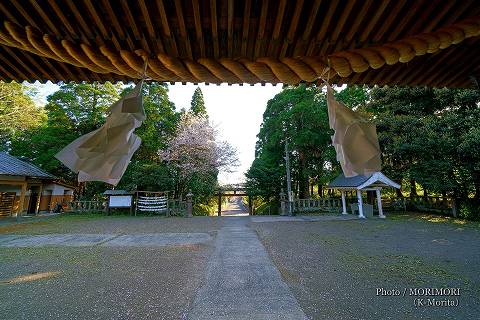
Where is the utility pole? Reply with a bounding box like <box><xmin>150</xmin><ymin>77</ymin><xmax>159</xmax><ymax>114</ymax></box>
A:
<box><xmin>284</xmin><ymin>140</ymin><xmax>293</xmax><ymax>216</ymax></box>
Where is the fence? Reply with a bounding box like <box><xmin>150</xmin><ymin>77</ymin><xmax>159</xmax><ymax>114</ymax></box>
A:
<box><xmin>293</xmin><ymin>198</ymin><xmax>343</xmax><ymax>214</ymax></box>
<box><xmin>67</xmin><ymin>200</ymin><xmax>105</xmax><ymax>212</ymax></box>
<box><xmin>404</xmin><ymin>196</ymin><xmax>452</xmax><ymax>213</ymax></box>
<box><xmin>286</xmin><ymin>195</ymin><xmax>453</xmax><ymax>215</ymax></box>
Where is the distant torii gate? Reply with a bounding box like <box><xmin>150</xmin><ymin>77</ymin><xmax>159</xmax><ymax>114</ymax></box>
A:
<box><xmin>216</xmin><ymin>184</ymin><xmax>253</xmax><ymax>216</ymax></box>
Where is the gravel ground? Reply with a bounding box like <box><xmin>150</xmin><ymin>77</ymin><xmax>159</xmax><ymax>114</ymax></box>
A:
<box><xmin>2</xmin><ymin>213</ymin><xmax>479</xmax><ymax>319</ymax></box>
<box><xmin>0</xmin><ymin>215</ymin><xmax>222</xmax><ymax>320</ymax></box>
<box><xmin>0</xmin><ymin>214</ymin><xmax>224</xmax><ymax>235</ymax></box>
<box><xmin>251</xmin><ymin>214</ymin><xmax>480</xmax><ymax>320</ymax></box>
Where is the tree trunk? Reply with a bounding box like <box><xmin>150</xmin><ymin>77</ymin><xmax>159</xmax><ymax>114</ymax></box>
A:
<box><xmin>318</xmin><ymin>184</ymin><xmax>323</xmax><ymax>197</ymax></box>
<box><xmin>310</xmin><ymin>181</ymin><xmax>314</xmax><ymax>197</ymax></box>
<box><xmin>473</xmin><ymin>171</ymin><xmax>480</xmax><ymax>202</ymax></box>
<box><xmin>410</xmin><ymin>179</ymin><xmax>417</xmax><ymax>197</ymax></box>
<box><xmin>396</xmin><ymin>187</ymin><xmax>403</xmax><ymax>198</ymax></box>
<box><xmin>298</xmin><ymin>151</ymin><xmax>308</xmax><ymax>198</ymax></box>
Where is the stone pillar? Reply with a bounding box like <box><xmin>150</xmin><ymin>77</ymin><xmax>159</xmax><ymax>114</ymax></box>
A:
<box><xmin>357</xmin><ymin>190</ymin><xmax>365</xmax><ymax>218</ymax></box>
<box><xmin>341</xmin><ymin>190</ymin><xmax>347</xmax><ymax>214</ymax></box>
<box><xmin>186</xmin><ymin>190</ymin><xmax>193</xmax><ymax>217</ymax></box>
<box><xmin>376</xmin><ymin>189</ymin><xmax>385</xmax><ymax>218</ymax></box>
<box><xmin>280</xmin><ymin>189</ymin><xmax>287</xmax><ymax>216</ymax></box>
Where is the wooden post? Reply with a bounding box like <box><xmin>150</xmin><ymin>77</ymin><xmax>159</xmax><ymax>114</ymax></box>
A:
<box><xmin>357</xmin><ymin>189</ymin><xmax>365</xmax><ymax>218</ymax></box>
<box><xmin>186</xmin><ymin>190</ymin><xmax>193</xmax><ymax>217</ymax></box>
<box><xmin>36</xmin><ymin>184</ymin><xmax>43</xmax><ymax>215</ymax></box>
<box><xmin>134</xmin><ymin>192</ymin><xmax>138</xmax><ymax>216</ymax></box>
<box><xmin>17</xmin><ymin>182</ymin><xmax>27</xmax><ymax>219</ymax></box>
<box><xmin>279</xmin><ymin>189</ymin><xmax>287</xmax><ymax>216</ymax></box>
<box><xmin>376</xmin><ymin>189</ymin><xmax>385</xmax><ymax>218</ymax></box>
<box><xmin>217</xmin><ymin>191</ymin><xmax>222</xmax><ymax>216</ymax></box>
<box><xmin>248</xmin><ymin>196</ymin><xmax>252</xmax><ymax>215</ymax></box>
<box><xmin>341</xmin><ymin>190</ymin><xmax>347</xmax><ymax>214</ymax></box>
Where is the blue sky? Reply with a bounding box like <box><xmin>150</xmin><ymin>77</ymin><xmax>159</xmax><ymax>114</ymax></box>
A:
<box><xmin>33</xmin><ymin>81</ymin><xmax>282</xmax><ymax>184</ymax></box>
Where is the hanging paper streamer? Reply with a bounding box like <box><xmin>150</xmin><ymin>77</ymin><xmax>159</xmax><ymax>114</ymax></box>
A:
<box><xmin>55</xmin><ymin>81</ymin><xmax>145</xmax><ymax>185</ymax></box>
<box><xmin>326</xmin><ymin>84</ymin><xmax>381</xmax><ymax>177</ymax></box>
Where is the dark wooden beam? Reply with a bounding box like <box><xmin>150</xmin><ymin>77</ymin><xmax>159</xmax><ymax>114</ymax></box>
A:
<box><xmin>254</xmin><ymin>0</ymin><xmax>269</xmax><ymax>57</ymax></box>
<box><xmin>280</xmin><ymin>0</ymin><xmax>303</xmax><ymax>58</ymax></box>
<box><xmin>210</xmin><ymin>0</ymin><xmax>220</xmax><ymax>58</ymax></box>
<box><xmin>192</xmin><ymin>0</ymin><xmax>206</xmax><ymax>57</ymax></box>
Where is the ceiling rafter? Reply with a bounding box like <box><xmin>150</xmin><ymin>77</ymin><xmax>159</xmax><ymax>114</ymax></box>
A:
<box><xmin>227</xmin><ymin>0</ymin><xmax>235</xmax><ymax>58</ymax></box>
<box><xmin>28</xmin><ymin>0</ymin><xmax>61</xmax><ymax>37</ymax></box>
<box><xmin>240</xmin><ymin>0</ymin><xmax>252</xmax><ymax>57</ymax></box>
<box><xmin>156</xmin><ymin>0</ymin><xmax>177</xmax><ymax>56</ymax></box>
<box><xmin>174</xmin><ymin>0</ymin><xmax>193</xmax><ymax>59</ymax></box>
<box><xmin>254</xmin><ymin>0</ymin><xmax>269</xmax><ymax>57</ymax></box>
<box><xmin>280</xmin><ymin>0</ymin><xmax>303</xmax><ymax>58</ymax></box>
<box><xmin>47</xmin><ymin>0</ymin><xmax>77</xmax><ymax>39</ymax></box>
<box><xmin>192</xmin><ymin>0</ymin><xmax>206</xmax><ymax>57</ymax></box>
<box><xmin>293</xmin><ymin>0</ymin><xmax>322</xmax><ymax>56</ymax></box>
<box><xmin>330</xmin><ymin>0</ymin><xmax>356</xmax><ymax>52</ymax></box>
<box><xmin>65</xmin><ymin>1</ymin><xmax>94</xmax><ymax>45</ymax></box>
<box><xmin>359</xmin><ymin>0</ymin><xmax>389</xmax><ymax>43</ymax></box>
<box><xmin>308</xmin><ymin>0</ymin><xmax>339</xmax><ymax>56</ymax></box>
<box><xmin>10</xmin><ymin>0</ymin><xmax>39</xmax><ymax>29</ymax></box>
<box><xmin>209</xmin><ymin>0</ymin><xmax>220</xmax><ymax>58</ymax></box>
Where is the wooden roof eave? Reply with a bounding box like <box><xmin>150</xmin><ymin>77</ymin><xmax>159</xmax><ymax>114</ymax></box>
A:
<box><xmin>0</xmin><ymin>0</ymin><xmax>478</xmax><ymax>87</ymax></box>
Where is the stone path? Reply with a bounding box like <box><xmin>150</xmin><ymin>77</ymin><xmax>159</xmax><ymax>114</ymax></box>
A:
<box><xmin>250</xmin><ymin>215</ymin><xmax>359</xmax><ymax>223</ymax></box>
<box><xmin>188</xmin><ymin>217</ymin><xmax>307</xmax><ymax>320</ymax></box>
<box><xmin>0</xmin><ymin>233</ymin><xmax>211</xmax><ymax>247</ymax></box>
<box><xmin>221</xmin><ymin>196</ymin><xmax>249</xmax><ymax>217</ymax></box>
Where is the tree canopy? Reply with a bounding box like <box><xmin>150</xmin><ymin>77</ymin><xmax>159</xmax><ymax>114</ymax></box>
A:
<box><xmin>190</xmin><ymin>87</ymin><xmax>207</xmax><ymax>117</ymax></box>
<box><xmin>247</xmin><ymin>83</ymin><xmax>480</xmax><ymax>219</ymax></box>
<box><xmin>246</xmin><ymin>84</ymin><xmax>336</xmax><ymax>201</ymax></box>
<box><xmin>0</xmin><ymin>82</ymin><xmax>46</xmax><ymax>150</ymax></box>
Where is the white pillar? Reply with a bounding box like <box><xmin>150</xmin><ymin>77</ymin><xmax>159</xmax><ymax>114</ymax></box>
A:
<box><xmin>376</xmin><ymin>189</ymin><xmax>385</xmax><ymax>218</ymax></box>
<box><xmin>341</xmin><ymin>190</ymin><xmax>347</xmax><ymax>214</ymax></box>
<box><xmin>357</xmin><ymin>189</ymin><xmax>365</xmax><ymax>218</ymax></box>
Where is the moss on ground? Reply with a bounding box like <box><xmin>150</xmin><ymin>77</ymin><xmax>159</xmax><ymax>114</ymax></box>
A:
<box><xmin>388</xmin><ymin>212</ymin><xmax>480</xmax><ymax>228</ymax></box>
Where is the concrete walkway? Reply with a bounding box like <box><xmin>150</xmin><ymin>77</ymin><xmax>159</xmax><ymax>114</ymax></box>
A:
<box><xmin>188</xmin><ymin>217</ymin><xmax>307</xmax><ymax>320</ymax></box>
<box><xmin>221</xmin><ymin>196</ymin><xmax>249</xmax><ymax>217</ymax></box>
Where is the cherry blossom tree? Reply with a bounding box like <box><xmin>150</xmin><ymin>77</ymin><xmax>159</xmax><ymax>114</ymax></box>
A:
<box><xmin>160</xmin><ymin>113</ymin><xmax>238</xmax><ymax>196</ymax></box>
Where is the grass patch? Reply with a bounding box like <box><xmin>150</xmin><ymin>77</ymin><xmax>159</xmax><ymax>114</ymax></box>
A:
<box><xmin>387</xmin><ymin>212</ymin><xmax>480</xmax><ymax>228</ymax></box>
<box><xmin>340</xmin><ymin>251</ymin><xmax>471</xmax><ymax>290</ymax></box>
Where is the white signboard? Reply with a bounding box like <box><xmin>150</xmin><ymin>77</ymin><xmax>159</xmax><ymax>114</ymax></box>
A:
<box><xmin>109</xmin><ymin>195</ymin><xmax>132</xmax><ymax>208</ymax></box>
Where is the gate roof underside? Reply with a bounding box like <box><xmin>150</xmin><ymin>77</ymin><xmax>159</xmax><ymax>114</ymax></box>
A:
<box><xmin>0</xmin><ymin>1</ymin><xmax>479</xmax><ymax>88</ymax></box>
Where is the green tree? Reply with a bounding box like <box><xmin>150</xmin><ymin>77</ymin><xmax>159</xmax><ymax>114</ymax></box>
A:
<box><xmin>118</xmin><ymin>82</ymin><xmax>179</xmax><ymax>191</ymax></box>
<box><xmin>190</xmin><ymin>87</ymin><xmax>207</xmax><ymax>117</ymax></box>
<box><xmin>0</xmin><ymin>81</ymin><xmax>46</xmax><ymax>150</ymax></box>
<box><xmin>367</xmin><ymin>86</ymin><xmax>480</xmax><ymax>219</ymax></box>
<box><xmin>45</xmin><ymin>82</ymin><xmax>122</xmax><ymax>134</ymax></box>
<box><xmin>247</xmin><ymin>84</ymin><xmax>334</xmax><ymax>201</ymax></box>
<box><xmin>10</xmin><ymin>82</ymin><xmax>122</xmax><ymax>190</ymax></box>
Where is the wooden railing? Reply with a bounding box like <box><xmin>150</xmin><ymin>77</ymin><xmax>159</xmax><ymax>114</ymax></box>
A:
<box><xmin>293</xmin><ymin>198</ymin><xmax>342</xmax><ymax>213</ymax></box>
<box><xmin>67</xmin><ymin>200</ymin><xmax>105</xmax><ymax>212</ymax></box>
<box><xmin>292</xmin><ymin>196</ymin><xmax>452</xmax><ymax>215</ymax></box>
<box><xmin>66</xmin><ymin>197</ymin><xmax>191</xmax><ymax>216</ymax></box>
<box><xmin>405</xmin><ymin>196</ymin><xmax>452</xmax><ymax>212</ymax></box>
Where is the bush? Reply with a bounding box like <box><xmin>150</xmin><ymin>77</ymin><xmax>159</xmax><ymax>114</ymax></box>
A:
<box><xmin>459</xmin><ymin>199</ymin><xmax>480</xmax><ymax>221</ymax></box>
